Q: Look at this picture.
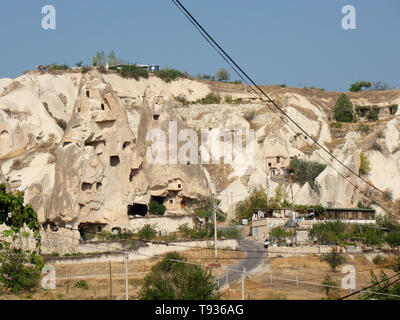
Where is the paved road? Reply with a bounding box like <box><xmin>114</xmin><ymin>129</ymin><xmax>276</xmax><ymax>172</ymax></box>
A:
<box><xmin>219</xmin><ymin>238</ymin><xmax>266</xmax><ymax>287</ymax></box>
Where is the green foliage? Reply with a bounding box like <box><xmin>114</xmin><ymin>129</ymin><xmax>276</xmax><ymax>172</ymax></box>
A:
<box><xmin>372</xmin><ymin>255</ymin><xmax>387</xmax><ymax>266</ymax></box>
<box><xmin>320</xmin><ymin>249</ymin><xmax>346</xmax><ymax>272</ymax></box>
<box><xmin>74</xmin><ymin>280</ymin><xmax>89</xmax><ymax>290</ymax></box>
<box><xmin>216</xmin><ymin>68</ymin><xmax>230</xmax><ymax>82</ymax></box>
<box><xmin>192</xmin><ymin>197</ymin><xmax>227</xmax><ymax>222</ymax></box>
<box><xmin>119</xmin><ymin>64</ymin><xmax>149</xmax><ymax>80</ymax></box>
<box><xmin>321</xmin><ymin>274</ymin><xmax>339</xmax><ymax>296</ymax></box>
<box><xmin>175</xmin><ymin>94</ymin><xmax>189</xmax><ymax>106</ymax></box>
<box><xmin>92</xmin><ymin>51</ymin><xmax>106</xmax><ymax>66</ymax></box>
<box><xmin>309</xmin><ymin>221</ymin><xmax>347</xmax><ymax>245</ymax></box>
<box><xmin>137</xmin><ymin>224</ymin><xmax>157</xmax><ymax>240</ymax></box>
<box><xmin>269</xmin><ymin>226</ymin><xmax>296</xmax><ymax>244</ymax></box>
<box><xmin>138</xmin><ymin>252</ymin><xmax>221</xmax><ymax>300</ymax></box>
<box><xmin>358</xmin><ymin>124</ymin><xmax>370</xmax><ymax>134</ymax></box>
<box><xmin>350</xmin><ymin>81</ymin><xmax>371</xmax><ymax>92</ymax></box>
<box><xmin>224</xmin><ymin>95</ymin><xmax>233</xmax><ymax>103</ymax></box>
<box><xmin>195</xmin><ymin>93</ymin><xmax>222</xmax><ymax>105</ymax></box>
<box><xmin>44</xmin><ymin>63</ymin><xmax>69</xmax><ymax>71</ymax></box>
<box><xmin>385</xmin><ymin>232</ymin><xmax>400</xmax><ymax>248</ymax></box>
<box><xmin>97</xmin><ymin>228</ymin><xmax>135</xmax><ymax>241</ymax></box>
<box><xmin>235</xmin><ymin>188</ymin><xmax>268</xmax><ymax>222</ymax></box>
<box><xmin>289</xmin><ymin>157</ymin><xmax>326</xmax><ymax>188</ymax></box>
<box><xmin>359</xmin><ymin>152</ymin><xmax>370</xmax><ymax>175</ymax></box>
<box><xmin>149</xmin><ymin>200</ymin><xmax>166</xmax><ymax>216</ymax></box>
<box><xmin>222</xmin><ymin>223</ymin><xmax>243</xmax><ymax>240</ymax></box>
<box><xmin>350</xmin><ymin>224</ymin><xmax>384</xmax><ymax>246</ymax></box>
<box><xmin>107</xmin><ymin>50</ymin><xmax>125</xmax><ymax>66</ymax></box>
<box><xmin>155</xmin><ymin>68</ymin><xmax>185</xmax><ymax>83</ymax></box>
<box><xmin>75</xmin><ymin>61</ymin><xmax>84</xmax><ymax>67</ymax></box>
<box><xmin>390</xmin><ymin>104</ymin><xmax>398</xmax><ymax>115</ymax></box>
<box><xmin>330</xmin><ymin>122</ymin><xmax>343</xmax><ymax>129</ymax></box>
<box><xmin>362</xmin><ymin>270</ymin><xmax>400</xmax><ymax>300</ymax></box>
<box><xmin>178</xmin><ymin>223</ymin><xmax>213</xmax><ymax>240</ymax></box>
<box><xmin>334</xmin><ymin>93</ymin><xmax>354</xmax><ymax>122</ymax></box>
<box><xmin>366</xmin><ymin>109</ymin><xmax>379</xmax><ymax>121</ymax></box>
<box><xmin>0</xmin><ymin>245</ymin><xmax>41</xmax><ymax>294</ymax></box>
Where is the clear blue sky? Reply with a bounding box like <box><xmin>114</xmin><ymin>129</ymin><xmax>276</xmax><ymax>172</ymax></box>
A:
<box><xmin>0</xmin><ymin>0</ymin><xmax>399</xmax><ymax>91</ymax></box>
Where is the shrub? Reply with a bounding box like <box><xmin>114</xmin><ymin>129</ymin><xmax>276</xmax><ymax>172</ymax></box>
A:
<box><xmin>390</xmin><ymin>104</ymin><xmax>398</xmax><ymax>115</ymax></box>
<box><xmin>289</xmin><ymin>157</ymin><xmax>326</xmax><ymax>188</ymax></box>
<box><xmin>269</xmin><ymin>226</ymin><xmax>296</xmax><ymax>244</ymax></box>
<box><xmin>321</xmin><ymin>274</ymin><xmax>339</xmax><ymax>296</ymax></box>
<box><xmin>350</xmin><ymin>81</ymin><xmax>371</xmax><ymax>92</ymax></box>
<box><xmin>386</xmin><ymin>232</ymin><xmax>400</xmax><ymax>248</ymax></box>
<box><xmin>371</xmin><ymin>141</ymin><xmax>382</xmax><ymax>152</ymax></box>
<box><xmin>149</xmin><ymin>201</ymin><xmax>166</xmax><ymax>216</ymax></box>
<box><xmin>330</xmin><ymin>122</ymin><xmax>342</xmax><ymax>129</ymax></box>
<box><xmin>45</xmin><ymin>63</ymin><xmax>69</xmax><ymax>71</ymax></box>
<box><xmin>377</xmin><ymin>131</ymin><xmax>385</xmax><ymax>139</ymax></box>
<box><xmin>175</xmin><ymin>94</ymin><xmax>189</xmax><ymax>106</ymax></box>
<box><xmin>334</xmin><ymin>94</ymin><xmax>354</xmax><ymax>122</ymax></box>
<box><xmin>366</xmin><ymin>109</ymin><xmax>379</xmax><ymax>121</ymax></box>
<box><xmin>195</xmin><ymin>93</ymin><xmax>221</xmax><ymax>105</ymax></box>
<box><xmin>154</xmin><ymin>68</ymin><xmax>185</xmax><ymax>83</ymax></box>
<box><xmin>320</xmin><ymin>249</ymin><xmax>346</xmax><ymax>272</ymax></box>
<box><xmin>224</xmin><ymin>95</ymin><xmax>233</xmax><ymax>103</ymax></box>
<box><xmin>372</xmin><ymin>255</ymin><xmax>387</xmax><ymax>266</ymax></box>
<box><xmin>138</xmin><ymin>252</ymin><xmax>221</xmax><ymax>300</ymax></box>
<box><xmin>222</xmin><ymin>224</ymin><xmax>243</xmax><ymax>240</ymax></box>
<box><xmin>359</xmin><ymin>124</ymin><xmax>370</xmax><ymax>134</ymax></box>
<box><xmin>309</xmin><ymin>221</ymin><xmax>347</xmax><ymax>245</ymax></box>
<box><xmin>359</xmin><ymin>152</ymin><xmax>370</xmax><ymax>175</ymax></box>
<box><xmin>74</xmin><ymin>280</ymin><xmax>89</xmax><ymax>290</ymax></box>
<box><xmin>119</xmin><ymin>64</ymin><xmax>149</xmax><ymax>80</ymax></box>
<box><xmin>178</xmin><ymin>223</ymin><xmax>213</xmax><ymax>240</ymax></box>
<box><xmin>137</xmin><ymin>224</ymin><xmax>157</xmax><ymax>240</ymax></box>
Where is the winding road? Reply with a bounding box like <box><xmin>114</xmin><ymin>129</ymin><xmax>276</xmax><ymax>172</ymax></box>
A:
<box><xmin>219</xmin><ymin>238</ymin><xmax>266</xmax><ymax>287</ymax></box>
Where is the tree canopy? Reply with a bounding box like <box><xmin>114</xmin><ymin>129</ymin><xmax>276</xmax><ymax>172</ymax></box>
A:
<box><xmin>334</xmin><ymin>93</ymin><xmax>354</xmax><ymax>122</ymax></box>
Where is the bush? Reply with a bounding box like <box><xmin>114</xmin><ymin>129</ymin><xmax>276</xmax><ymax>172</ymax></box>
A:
<box><xmin>321</xmin><ymin>274</ymin><xmax>339</xmax><ymax>296</ymax></box>
<box><xmin>386</xmin><ymin>232</ymin><xmax>400</xmax><ymax>248</ymax></box>
<box><xmin>330</xmin><ymin>122</ymin><xmax>342</xmax><ymax>129</ymax></box>
<box><xmin>138</xmin><ymin>252</ymin><xmax>220</xmax><ymax>300</ymax></box>
<box><xmin>309</xmin><ymin>221</ymin><xmax>347</xmax><ymax>245</ymax></box>
<box><xmin>45</xmin><ymin>63</ymin><xmax>69</xmax><ymax>71</ymax></box>
<box><xmin>289</xmin><ymin>157</ymin><xmax>326</xmax><ymax>188</ymax></box>
<box><xmin>359</xmin><ymin>124</ymin><xmax>370</xmax><ymax>134</ymax></box>
<box><xmin>366</xmin><ymin>109</ymin><xmax>379</xmax><ymax>121</ymax></box>
<box><xmin>149</xmin><ymin>201</ymin><xmax>166</xmax><ymax>216</ymax></box>
<box><xmin>334</xmin><ymin>94</ymin><xmax>354</xmax><ymax>122</ymax></box>
<box><xmin>154</xmin><ymin>68</ymin><xmax>185</xmax><ymax>83</ymax></box>
<box><xmin>195</xmin><ymin>93</ymin><xmax>221</xmax><ymax>105</ymax></box>
<box><xmin>175</xmin><ymin>94</ymin><xmax>189</xmax><ymax>106</ymax></box>
<box><xmin>350</xmin><ymin>81</ymin><xmax>371</xmax><ymax>92</ymax></box>
<box><xmin>178</xmin><ymin>223</ymin><xmax>213</xmax><ymax>240</ymax></box>
<box><xmin>222</xmin><ymin>224</ymin><xmax>243</xmax><ymax>240</ymax></box>
<box><xmin>269</xmin><ymin>226</ymin><xmax>296</xmax><ymax>244</ymax></box>
<box><xmin>137</xmin><ymin>224</ymin><xmax>157</xmax><ymax>240</ymax></box>
<box><xmin>119</xmin><ymin>64</ymin><xmax>149</xmax><ymax>80</ymax></box>
<box><xmin>372</xmin><ymin>255</ymin><xmax>387</xmax><ymax>266</ymax></box>
<box><xmin>74</xmin><ymin>280</ymin><xmax>89</xmax><ymax>290</ymax></box>
<box><xmin>359</xmin><ymin>152</ymin><xmax>370</xmax><ymax>175</ymax></box>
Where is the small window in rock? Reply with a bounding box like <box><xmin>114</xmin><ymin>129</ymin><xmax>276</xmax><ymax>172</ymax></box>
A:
<box><xmin>123</xmin><ymin>142</ymin><xmax>131</xmax><ymax>150</ymax></box>
<box><xmin>169</xmin><ymin>199</ymin><xmax>173</xmax><ymax>204</ymax></box>
<box><xmin>186</xmin><ymin>161</ymin><xmax>190</xmax><ymax>166</ymax></box>
<box><xmin>63</xmin><ymin>142</ymin><xmax>71</xmax><ymax>147</ymax></box>
<box><xmin>97</xmin><ymin>226</ymin><xmax>102</xmax><ymax>232</ymax></box>
<box><xmin>101</xmin><ymin>103</ymin><xmax>105</xmax><ymax>110</ymax></box>
<box><xmin>268</xmin><ymin>163</ymin><xmax>272</xmax><ymax>167</ymax></box>
<box><xmin>81</xmin><ymin>182</ymin><xmax>92</xmax><ymax>191</ymax></box>
<box><xmin>110</xmin><ymin>156</ymin><xmax>120</xmax><ymax>167</ymax></box>
<box><xmin>96</xmin><ymin>182</ymin><xmax>102</xmax><ymax>191</ymax></box>
<box><xmin>153</xmin><ymin>114</ymin><xmax>160</xmax><ymax>120</ymax></box>
<box><xmin>86</xmin><ymin>90</ymin><xmax>90</xmax><ymax>98</ymax></box>
<box><xmin>277</xmin><ymin>157</ymin><xmax>280</xmax><ymax>164</ymax></box>
<box><xmin>178</xmin><ymin>184</ymin><xmax>182</xmax><ymax>188</ymax></box>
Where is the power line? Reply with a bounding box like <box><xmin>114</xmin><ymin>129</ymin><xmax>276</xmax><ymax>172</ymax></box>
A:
<box><xmin>363</xmin><ymin>276</ymin><xmax>400</xmax><ymax>300</ymax></box>
<box><xmin>170</xmin><ymin>0</ymin><xmax>397</xmax><ymax>215</ymax></box>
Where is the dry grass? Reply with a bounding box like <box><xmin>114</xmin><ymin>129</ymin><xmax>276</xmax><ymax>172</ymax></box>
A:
<box><xmin>0</xmin><ymin>247</ymin><xmax>243</xmax><ymax>300</ymax></box>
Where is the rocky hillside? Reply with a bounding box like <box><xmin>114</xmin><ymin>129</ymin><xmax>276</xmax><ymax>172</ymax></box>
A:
<box><xmin>0</xmin><ymin>69</ymin><xmax>399</xmax><ymax>228</ymax></box>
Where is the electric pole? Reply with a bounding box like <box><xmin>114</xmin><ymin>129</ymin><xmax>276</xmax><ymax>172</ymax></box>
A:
<box><xmin>213</xmin><ymin>195</ymin><xmax>218</xmax><ymax>259</ymax></box>
<box><xmin>125</xmin><ymin>250</ymin><xmax>129</xmax><ymax>300</ymax></box>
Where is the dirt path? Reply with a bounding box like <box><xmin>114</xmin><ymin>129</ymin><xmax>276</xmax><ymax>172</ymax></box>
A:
<box><xmin>219</xmin><ymin>239</ymin><xmax>265</xmax><ymax>287</ymax></box>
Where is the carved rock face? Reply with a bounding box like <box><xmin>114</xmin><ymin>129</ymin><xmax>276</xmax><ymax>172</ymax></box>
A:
<box><xmin>47</xmin><ymin>71</ymin><xmax>211</xmax><ymax>229</ymax></box>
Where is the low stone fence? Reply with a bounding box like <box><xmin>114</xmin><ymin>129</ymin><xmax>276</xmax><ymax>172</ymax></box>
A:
<box><xmin>129</xmin><ymin>215</ymin><xmax>195</xmax><ymax>234</ymax></box>
<box><xmin>267</xmin><ymin>245</ymin><xmax>363</xmax><ymax>257</ymax></box>
<box><xmin>44</xmin><ymin>239</ymin><xmax>239</xmax><ymax>265</ymax></box>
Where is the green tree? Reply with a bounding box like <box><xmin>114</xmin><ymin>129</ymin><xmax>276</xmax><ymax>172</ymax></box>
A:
<box><xmin>191</xmin><ymin>197</ymin><xmax>227</xmax><ymax>222</ymax></box>
<box><xmin>75</xmin><ymin>61</ymin><xmax>84</xmax><ymax>67</ymax></box>
<box><xmin>138</xmin><ymin>252</ymin><xmax>221</xmax><ymax>300</ymax></box>
<box><xmin>289</xmin><ymin>157</ymin><xmax>326</xmax><ymax>188</ymax></box>
<box><xmin>366</xmin><ymin>109</ymin><xmax>378</xmax><ymax>121</ymax></box>
<box><xmin>235</xmin><ymin>188</ymin><xmax>268</xmax><ymax>222</ymax></box>
<box><xmin>216</xmin><ymin>68</ymin><xmax>230</xmax><ymax>82</ymax></box>
<box><xmin>137</xmin><ymin>224</ymin><xmax>158</xmax><ymax>240</ymax></box>
<box><xmin>309</xmin><ymin>221</ymin><xmax>347</xmax><ymax>245</ymax></box>
<box><xmin>320</xmin><ymin>249</ymin><xmax>346</xmax><ymax>272</ymax></box>
<box><xmin>350</xmin><ymin>81</ymin><xmax>371</xmax><ymax>92</ymax></box>
<box><xmin>334</xmin><ymin>93</ymin><xmax>354</xmax><ymax>122</ymax></box>
<box><xmin>321</xmin><ymin>274</ymin><xmax>339</xmax><ymax>297</ymax></box>
<box><xmin>269</xmin><ymin>226</ymin><xmax>296</xmax><ymax>244</ymax></box>
<box><xmin>107</xmin><ymin>50</ymin><xmax>125</xmax><ymax>66</ymax></box>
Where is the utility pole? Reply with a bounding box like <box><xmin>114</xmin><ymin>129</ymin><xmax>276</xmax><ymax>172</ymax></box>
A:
<box><xmin>109</xmin><ymin>261</ymin><xmax>112</xmax><ymax>300</ymax></box>
<box><xmin>125</xmin><ymin>250</ymin><xmax>129</xmax><ymax>300</ymax></box>
<box><xmin>241</xmin><ymin>267</ymin><xmax>245</xmax><ymax>300</ymax></box>
<box><xmin>213</xmin><ymin>195</ymin><xmax>218</xmax><ymax>259</ymax></box>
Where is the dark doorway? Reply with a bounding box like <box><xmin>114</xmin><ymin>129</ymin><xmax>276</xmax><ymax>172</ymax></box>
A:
<box><xmin>127</xmin><ymin>203</ymin><xmax>148</xmax><ymax>216</ymax></box>
<box><xmin>151</xmin><ymin>196</ymin><xmax>165</xmax><ymax>205</ymax></box>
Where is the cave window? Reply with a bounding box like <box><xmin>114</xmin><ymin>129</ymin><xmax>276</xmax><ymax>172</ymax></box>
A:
<box><xmin>151</xmin><ymin>196</ymin><xmax>165</xmax><ymax>205</ymax></box>
<box><xmin>153</xmin><ymin>114</ymin><xmax>160</xmax><ymax>120</ymax></box>
<box><xmin>86</xmin><ymin>90</ymin><xmax>90</xmax><ymax>98</ymax></box>
<box><xmin>97</xmin><ymin>226</ymin><xmax>102</xmax><ymax>232</ymax></box>
<box><xmin>129</xmin><ymin>169</ymin><xmax>138</xmax><ymax>182</ymax></box>
<box><xmin>81</xmin><ymin>182</ymin><xmax>92</xmax><ymax>191</ymax></box>
<box><xmin>101</xmin><ymin>103</ymin><xmax>105</xmax><ymax>111</ymax></box>
<box><xmin>96</xmin><ymin>182</ymin><xmax>102</xmax><ymax>191</ymax></box>
<box><xmin>268</xmin><ymin>163</ymin><xmax>271</xmax><ymax>167</ymax></box>
<box><xmin>178</xmin><ymin>184</ymin><xmax>182</xmax><ymax>188</ymax></box>
<box><xmin>186</xmin><ymin>161</ymin><xmax>190</xmax><ymax>166</ymax></box>
<box><xmin>169</xmin><ymin>199</ymin><xmax>173</xmax><ymax>204</ymax></box>
<box><xmin>277</xmin><ymin>157</ymin><xmax>281</xmax><ymax>164</ymax></box>
<box><xmin>123</xmin><ymin>142</ymin><xmax>131</xmax><ymax>150</ymax></box>
<box><xmin>63</xmin><ymin>142</ymin><xmax>71</xmax><ymax>147</ymax></box>
<box><xmin>127</xmin><ymin>203</ymin><xmax>148</xmax><ymax>217</ymax></box>
<box><xmin>110</xmin><ymin>156</ymin><xmax>120</xmax><ymax>167</ymax></box>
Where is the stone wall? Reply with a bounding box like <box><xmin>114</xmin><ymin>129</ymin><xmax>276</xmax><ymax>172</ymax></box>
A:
<box><xmin>267</xmin><ymin>245</ymin><xmax>362</xmax><ymax>257</ymax></box>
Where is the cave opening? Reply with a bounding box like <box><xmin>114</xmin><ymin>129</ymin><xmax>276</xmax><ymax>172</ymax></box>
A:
<box><xmin>127</xmin><ymin>203</ymin><xmax>148</xmax><ymax>217</ymax></box>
